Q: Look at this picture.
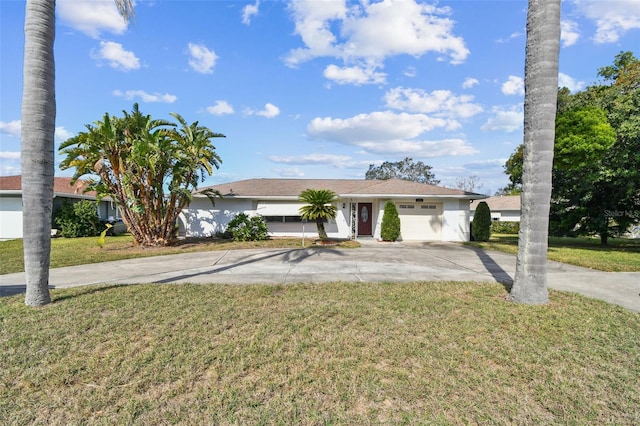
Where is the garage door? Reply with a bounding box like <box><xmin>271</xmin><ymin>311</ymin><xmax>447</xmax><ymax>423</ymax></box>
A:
<box><xmin>397</xmin><ymin>202</ymin><xmax>442</xmax><ymax>241</ymax></box>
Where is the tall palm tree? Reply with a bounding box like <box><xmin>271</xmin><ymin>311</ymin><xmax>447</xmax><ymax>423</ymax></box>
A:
<box><xmin>21</xmin><ymin>0</ymin><xmax>133</xmax><ymax>306</ymax></box>
<box><xmin>298</xmin><ymin>189</ymin><xmax>338</xmax><ymax>242</ymax></box>
<box><xmin>509</xmin><ymin>0</ymin><xmax>561</xmax><ymax>304</ymax></box>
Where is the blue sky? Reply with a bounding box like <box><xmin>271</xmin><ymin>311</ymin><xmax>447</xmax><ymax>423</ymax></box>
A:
<box><xmin>1</xmin><ymin>0</ymin><xmax>639</xmax><ymax>194</ymax></box>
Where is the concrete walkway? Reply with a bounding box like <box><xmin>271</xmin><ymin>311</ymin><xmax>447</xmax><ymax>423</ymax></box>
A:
<box><xmin>1</xmin><ymin>241</ymin><xmax>638</xmax><ymax>312</ymax></box>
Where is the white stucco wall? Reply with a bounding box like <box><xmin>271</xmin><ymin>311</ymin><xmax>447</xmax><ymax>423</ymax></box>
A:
<box><xmin>0</xmin><ymin>196</ymin><xmax>23</xmax><ymax>240</ymax></box>
<box><xmin>180</xmin><ymin>197</ymin><xmax>254</xmax><ymax>238</ymax></box>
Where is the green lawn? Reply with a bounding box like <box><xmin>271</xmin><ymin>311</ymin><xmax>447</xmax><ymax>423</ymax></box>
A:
<box><xmin>0</xmin><ymin>235</ymin><xmax>359</xmax><ymax>275</ymax></box>
<box><xmin>1</xmin><ymin>282</ymin><xmax>639</xmax><ymax>424</ymax></box>
<box><xmin>466</xmin><ymin>234</ymin><xmax>640</xmax><ymax>272</ymax></box>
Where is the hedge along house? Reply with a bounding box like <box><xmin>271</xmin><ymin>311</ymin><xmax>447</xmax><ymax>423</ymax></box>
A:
<box><xmin>180</xmin><ymin>178</ymin><xmax>486</xmax><ymax>242</ymax></box>
<box><xmin>0</xmin><ymin>175</ymin><xmax>120</xmax><ymax>240</ymax></box>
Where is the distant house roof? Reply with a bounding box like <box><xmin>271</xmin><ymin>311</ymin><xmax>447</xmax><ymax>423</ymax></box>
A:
<box><xmin>196</xmin><ymin>178</ymin><xmax>485</xmax><ymax>199</ymax></box>
<box><xmin>0</xmin><ymin>175</ymin><xmax>96</xmax><ymax>198</ymax></box>
<box><xmin>471</xmin><ymin>195</ymin><xmax>520</xmax><ymax>211</ymax></box>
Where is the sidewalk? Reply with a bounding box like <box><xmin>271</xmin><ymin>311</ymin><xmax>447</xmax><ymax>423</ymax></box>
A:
<box><xmin>1</xmin><ymin>242</ymin><xmax>639</xmax><ymax>312</ymax></box>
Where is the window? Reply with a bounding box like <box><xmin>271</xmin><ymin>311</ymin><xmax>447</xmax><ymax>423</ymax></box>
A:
<box><xmin>421</xmin><ymin>205</ymin><xmax>437</xmax><ymax>210</ymax></box>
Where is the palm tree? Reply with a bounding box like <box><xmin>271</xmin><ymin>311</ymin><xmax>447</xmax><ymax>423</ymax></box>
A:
<box><xmin>298</xmin><ymin>189</ymin><xmax>338</xmax><ymax>242</ymax></box>
<box><xmin>509</xmin><ymin>0</ymin><xmax>561</xmax><ymax>304</ymax></box>
<box><xmin>59</xmin><ymin>105</ymin><xmax>224</xmax><ymax>247</ymax></box>
<box><xmin>21</xmin><ymin>0</ymin><xmax>133</xmax><ymax>306</ymax></box>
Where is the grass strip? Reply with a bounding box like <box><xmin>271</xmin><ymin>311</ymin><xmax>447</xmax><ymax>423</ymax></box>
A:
<box><xmin>1</xmin><ymin>281</ymin><xmax>639</xmax><ymax>424</ymax></box>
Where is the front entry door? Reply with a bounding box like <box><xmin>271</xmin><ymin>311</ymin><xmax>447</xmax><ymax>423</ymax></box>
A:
<box><xmin>357</xmin><ymin>203</ymin><xmax>373</xmax><ymax>236</ymax></box>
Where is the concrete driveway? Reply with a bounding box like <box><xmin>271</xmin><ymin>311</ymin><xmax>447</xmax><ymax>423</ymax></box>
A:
<box><xmin>1</xmin><ymin>241</ymin><xmax>638</xmax><ymax>312</ymax></box>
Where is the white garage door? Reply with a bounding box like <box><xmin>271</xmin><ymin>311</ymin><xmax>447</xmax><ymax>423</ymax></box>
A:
<box><xmin>397</xmin><ymin>202</ymin><xmax>442</xmax><ymax>241</ymax></box>
<box><xmin>0</xmin><ymin>197</ymin><xmax>24</xmax><ymax>240</ymax></box>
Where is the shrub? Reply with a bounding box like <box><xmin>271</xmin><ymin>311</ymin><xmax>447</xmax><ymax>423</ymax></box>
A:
<box><xmin>491</xmin><ymin>221</ymin><xmax>520</xmax><ymax>234</ymax></box>
<box><xmin>225</xmin><ymin>213</ymin><xmax>269</xmax><ymax>242</ymax></box>
<box><xmin>380</xmin><ymin>201</ymin><xmax>401</xmax><ymax>241</ymax></box>
<box><xmin>54</xmin><ymin>200</ymin><xmax>101</xmax><ymax>238</ymax></box>
<box><xmin>472</xmin><ymin>201</ymin><xmax>491</xmax><ymax>242</ymax></box>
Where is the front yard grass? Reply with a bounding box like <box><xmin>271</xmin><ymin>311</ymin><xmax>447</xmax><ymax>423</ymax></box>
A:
<box><xmin>0</xmin><ymin>236</ymin><xmax>359</xmax><ymax>275</ymax></box>
<box><xmin>466</xmin><ymin>234</ymin><xmax>640</xmax><ymax>272</ymax></box>
<box><xmin>1</xmin><ymin>281</ymin><xmax>639</xmax><ymax>424</ymax></box>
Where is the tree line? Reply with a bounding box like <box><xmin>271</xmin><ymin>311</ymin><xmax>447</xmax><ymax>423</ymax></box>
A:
<box><xmin>503</xmin><ymin>51</ymin><xmax>639</xmax><ymax>245</ymax></box>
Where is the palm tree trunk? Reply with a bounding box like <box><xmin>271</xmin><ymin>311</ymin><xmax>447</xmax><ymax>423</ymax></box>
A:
<box><xmin>510</xmin><ymin>0</ymin><xmax>561</xmax><ymax>304</ymax></box>
<box><xmin>21</xmin><ymin>0</ymin><xmax>56</xmax><ymax>306</ymax></box>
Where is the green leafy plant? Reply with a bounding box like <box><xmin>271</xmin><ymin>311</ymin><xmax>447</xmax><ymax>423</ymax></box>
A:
<box><xmin>53</xmin><ymin>200</ymin><xmax>101</xmax><ymax>238</ymax></box>
<box><xmin>472</xmin><ymin>201</ymin><xmax>492</xmax><ymax>242</ymax></box>
<box><xmin>225</xmin><ymin>213</ymin><xmax>269</xmax><ymax>242</ymax></box>
<box><xmin>97</xmin><ymin>223</ymin><xmax>113</xmax><ymax>248</ymax></box>
<box><xmin>491</xmin><ymin>221</ymin><xmax>519</xmax><ymax>234</ymax></box>
<box><xmin>380</xmin><ymin>201</ymin><xmax>401</xmax><ymax>241</ymax></box>
<box><xmin>298</xmin><ymin>189</ymin><xmax>338</xmax><ymax>242</ymax></box>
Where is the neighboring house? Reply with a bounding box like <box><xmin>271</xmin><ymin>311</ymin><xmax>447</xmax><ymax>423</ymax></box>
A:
<box><xmin>0</xmin><ymin>175</ymin><xmax>119</xmax><ymax>240</ymax></box>
<box><xmin>470</xmin><ymin>195</ymin><xmax>521</xmax><ymax>223</ymax></box>
<box><xmin>180</xmin><ymin>178</ymin><xmax>486</xmax><ymax>242</ymax></box>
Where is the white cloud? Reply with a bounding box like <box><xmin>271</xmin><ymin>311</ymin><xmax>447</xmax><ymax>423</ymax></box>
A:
<box><xmin>92</xmin><ymin>41</ymin><xmax>140</xmax><ymax>71</ymax></box>
<box><xmin>307</xmin><ymin>110</ymin><xmax>477</xmax><ymax>157</ymax></box>
<box><xmin>0</xmin><ymin>120</ymin><xmax>21</xmax><ymax>137</ymax></box>
<box><xmin>113</xmin><ymin>89</ymin><xmax>177</xmax><ymax>103</ymax></box>
<box><xmin>496</xmin><ymin>31</ymin><xmax>524</xmax><ymax>43</ymax></box>
<box><xmin>383</xmin><ymin>87</ymin><xmax>483</xmax><ymax>125</ymax></box>
<box><xmin>57</xmin><ymin>0</ymin><xmax>131</xmax><ymax>38</ymax></box>
<box><xmin>55</xmin><ymin>126</ymin><xmax>74</xmax><ymax>142</ymax></box>
<box><xmin>558</xmin><ymin>72</ymin><xmax>585</xmax><ymax>92</ymax></box>
<box><xmin>206</xmin><ymin>101</ymin><xmax>235</xmax><ymax>116</ymax></box>
<box><xmin>323</xmin><ymin>64</ymin><xmax>386</xmax><ymax>85</ymax></box>
<box><xmin>273</xmin><ymin>167</ymin><xmax>305</xmax><ymax>177</ymax></box>
<box><xmin>481</xmin><ymin>106</ymin><xmax>523</xmax><ymax>133</ymax></box>
<box><xmin>403</xmin><ymin>66</ymin><xmax>417</xmax><ymax>78</ymax></box>
<box><xmin>561</xmin><ymin>20</ymin><xmax>580</xmax><ymax>47</ymax></box>
<box><xmin>462</xmin><ymin>77</ymin><xmax>479</xmax><ymax>89</ymax></box>
<box><xmin>572</xmin><ymin>0</ymin><xmax>640</xmax><ymax>43</ymax></box>
<box><xmin>269</xmin><ymin>153</ymin><xmax>356</xmax><ymax>168</ymax></box>
<box><xmin>0</xmin><ymin>152</ymin><xmax>21</xmax><ymax>175</ymax></box>
<box><xmin>247</xmin><ymin>103</ymin><xmax>280</xmax><ymax>118</ymax></box>
<box><xmin>0</xmin><ymin>151</ymin><xmax>20</xmax><ymax>160</ymax></box>
<box><xmin>285</xmin><ymin>0</ymin><xmax>468</xmax><ymax>68</ymax></box>
<box><xmin>501</xmin><ymin>75</ymin><xmax>524</xmax><ymax>96</ymax></box>
<box><xmin>187</xmin><ymin>43</ymin><xmax>218</xmax><ymax>74</ymax></box>
<box><xmin>242</xmin><ymin>1</ymin><xmax>260</xmax><ymax>25</ymax></box>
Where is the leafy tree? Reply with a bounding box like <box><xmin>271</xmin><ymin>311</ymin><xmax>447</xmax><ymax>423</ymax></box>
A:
<box><xmin>59</xmin><ymin>104</ymin><xmax>224</xmax><ymax>247</ymax></box>
<box><xmin>225</xmin><ymin>213</ymin><xmax>269</xmax><ymax>242</ymax></box>
<box><xmin>54</xmin><ymin>200</ymin><xmax>101</xmax><ymax>238</ymax></box>
<box><xmin>471</xmin><ymin>201</ymin><xmax>491</xmax><ymax>242</ymax></box>
<box><xmin>365</xmin><ymin>157</ymin><xmax>440</xmax><ymax>184</ymax></box>
<box><xmin>502</xmin><ymin>144</ymin><xmax>524</xmax><ymax>194</ymax></box>
<box><xmin>504</xmin><ymin>52</ymin><xmax>639</xmax><ymax>245</ymax></box>
<box><xmin>298</xmin><ymin>189</ymin><xmax>338</xmax><ymax>242</ymax></box>
<box><xmin>21</xmin><ymin>0</ymin><xmax>134</xmax><ymax>307</ymax></box>
<box><xmin>510</xmin><ymin>0</ymin><xmax>561</xmax><ymax>305</ymax></box>
<box><xmin>380</xmin><ymin>201</ymin><xmax>401</xmax><ymax>242</ymax></box>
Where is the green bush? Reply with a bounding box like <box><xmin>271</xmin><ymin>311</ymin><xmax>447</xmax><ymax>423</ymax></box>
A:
<box><xmin>380</xmin><ymin>201</ymin><xmax>401</xmax><ymax>241</ymax></box>
<box><xmin>54</xmin><ymin>200</ymin><xmax>101</xmax><ymax>238</ymax></box>
<box><xmin>491</xmin><ymin>221</ymin><xmax>520</xmax><ymax>234</ymax></box>
<box><xmin>472</xmin><ymin>201</ymin><xmax>492</xmax><ymax>242</ymax></box>
<box><xmin>225</xmin><ymin>213</ymin><xmax>269</xmax><ymax>242</ymax></box>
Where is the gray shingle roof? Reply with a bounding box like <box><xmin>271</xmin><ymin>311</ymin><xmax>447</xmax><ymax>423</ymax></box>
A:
<box><xmin>196</xmin><ymin>178</ymin><xmax>484</xmax><ymax>199</ymax></box>
<box><xmin>471</xmin><ymin>195</ymin><xmax>520</xmax><ymax>211</ymax></box>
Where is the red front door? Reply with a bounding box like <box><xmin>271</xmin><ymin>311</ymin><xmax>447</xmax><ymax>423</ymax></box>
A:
<box><xmin>358</xmin><ymin>203</ymin><xmax>373</xmax><ymax>236</ymax></box>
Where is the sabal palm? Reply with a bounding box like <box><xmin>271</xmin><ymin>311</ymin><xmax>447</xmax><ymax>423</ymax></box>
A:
<box><xmin>510</xmin><ymin>0</ymin><xmax>561</xmax><ymax>304</ymax></box>
<box><xmin>299</xmin><ymin>189</ymin><xmax>338</xmax><ymax>242</ymax></box>
<box><xmin>21</xmin><ymin>0</ymin><xmax>133</xmax><ymax>306</ymax></box>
